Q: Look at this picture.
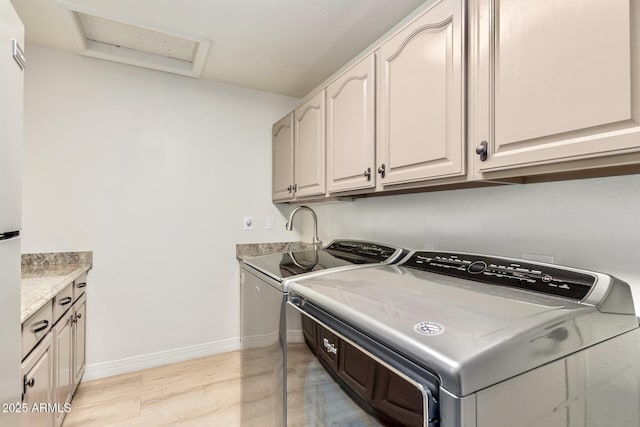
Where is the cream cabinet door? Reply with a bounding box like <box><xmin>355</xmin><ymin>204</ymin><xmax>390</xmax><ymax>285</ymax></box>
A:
<box><xmin>21</xmin><ymin>333</ymin><xmax>54</xmax><ymax>427</ymax></box>
<box><xmin>54</xmin><ymin>312</ymin><xmax>73</xmax><ymax>427</ymax></box>
<box><xmin>376</xmin><ymin>0</ymin><xmax>465</xmax><ymax>187</ymax></box>
<box><xmin>471</xmin><ymin>0</ymin><xmax>640</xmax><ymax>174</ymax></box>
<box><xmin>294</xmin><ymin>91</ymin><xmax>326</xmax><ymax>198</ymax></box>
<box><xmin>272</xmin><ymin>112</ymin><xmax>295</xmax><ymax>202</ymax></box>
<box><xmin>72</xmin><ymin>296</ymin><xmax>86</xmax><ymax>391</ymax></box>
<box><xmin>326</xmin><ymin>54</ymin><xmax>375</xmax><ymax>193</ymax></box>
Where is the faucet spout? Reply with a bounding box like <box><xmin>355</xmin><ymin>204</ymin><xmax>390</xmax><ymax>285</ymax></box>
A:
<box><xmin>286</xmin><ymin>206</ymin><xmax>321</xmax><ymax>246</ymax></box>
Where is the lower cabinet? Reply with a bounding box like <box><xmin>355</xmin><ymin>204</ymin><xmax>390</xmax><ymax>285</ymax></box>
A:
<box><xmin>21</xmin><ymin>333</ymin><xmax>54</xmax><ymax>427</ymax></box>
<box><xmin>22</xmin><ymin>276</ymin><xmax>88</xmax><ymax>427</ymax></box>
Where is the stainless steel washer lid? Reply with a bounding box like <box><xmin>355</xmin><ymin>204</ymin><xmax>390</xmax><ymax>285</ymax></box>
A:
<box><xmin>288</xmin><ymin>262</ymin><xmax>638</xmax><ymax>397</ymax></box>
<box><xmin>242</xmin><ymin>239</ymin><xmax>405</xmax><ymax>285</ymax></box>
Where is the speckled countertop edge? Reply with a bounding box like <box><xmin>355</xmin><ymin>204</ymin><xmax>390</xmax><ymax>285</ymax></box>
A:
<box><xmin>21</xmin><ymin>252</ymin><xmax>93</xmax><ymax>323</ymax></box>
<box><xmin>236</xmin><ymin>241</ymin><xmax>316</xmax><ymax>260</ymax></box>
<box><xmin>22</xmin><ymin>251</ymin><xmax>93</xmax><ymax>268</ymax></box>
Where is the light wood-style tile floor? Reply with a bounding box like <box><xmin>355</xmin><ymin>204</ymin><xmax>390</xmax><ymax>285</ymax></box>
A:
<box><xmin>63</xmin><ymin>351</ymin><xmax>268</xmax><ymax>427</ymax></box>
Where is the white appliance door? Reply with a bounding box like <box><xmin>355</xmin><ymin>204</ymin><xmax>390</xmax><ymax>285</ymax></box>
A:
<box><xmin>0</xmin><ymin>236</ymin><xmax>21</xmax><ymax>427</ymax></box>
<box><xmin>0</xmin><ymin>0</ymin><xmax>24</xmax><ymax>233</ymax></box>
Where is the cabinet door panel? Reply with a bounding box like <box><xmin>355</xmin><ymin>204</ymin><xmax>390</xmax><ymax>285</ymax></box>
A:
<box><xmin>54</xmin><ymin>314</ymin><xmax>73</xmax><ymax>427</ymax></box>
<box><xmin>72</xmin><ymin>298</ymin><xmax>86</xmax><ymax>389</ymax></box>
<box><xmin>377</xmin><ymin>0</ymin><xmax>465</xmax><ymax>187</ymax></box>
<box><xmin>22</xmin><ymin>334</ymin><xmax>54</xmax><ymax>427</ymax></box>
<box><xmin>295</xmin><ymin>91</ymin><xmax>326</xmax><ymax>197</ymax></box>
<box><xmin>327</xmin><ymin>54</ymin><xmax>375</xmax><ymax>193</ymax></box>
<box><xmin>472</xmin><ymin>0</ymin><xmax>640</xmax><ymax>173</ymax></box>
<box><xmin>272</xmin><ymin>112</ymin><xmax>295</xmax><ymax>202</ymax></box>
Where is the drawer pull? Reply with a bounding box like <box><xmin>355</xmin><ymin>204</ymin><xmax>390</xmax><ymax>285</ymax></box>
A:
<box><xmin>30</xmin><ymin>320</ymin><xmax>49</xmax><ymax>334</ymax></box>
<box><xmin>76</xmin><ymin>282</ymin><xmax>87</xmax><ymax>289</ymax></box>
<box><xmin>323</xmin><ymin>338</ymin><xmax>337</xmax><ymax>355</ymax></box>
<box><xmin>58</xmin><ymin>296</ymin><xmax>73</xmax><ymax>306</ymax></box>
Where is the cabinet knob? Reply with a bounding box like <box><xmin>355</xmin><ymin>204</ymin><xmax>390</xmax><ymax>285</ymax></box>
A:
<box><xmin>364</xmin><ymin>168</ymin><xmax>371</xmax><ymax>181</ymax></box>
<box><xmin>77</xmin><ymin>313</ymin><xmax>82</xmax><ymax>319</ymax></box>
<box><xmin>476</xmin><ymin>141</ymin><xmax>488</xmax><ymax>161</ymax></box>
<box><xmin>22</xmin><ymin>376</ymin><xmax>35</xmax><ymax>401</ymax></box>
<box><xmin>377</xmin><ymin>164</ymin><xmax>386</xmax><ymax>178</ymax></box>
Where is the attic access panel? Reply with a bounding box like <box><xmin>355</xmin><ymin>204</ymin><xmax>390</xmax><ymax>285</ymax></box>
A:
<box><xmin>58</xmin><ymin>0</ymin><xmax>210</xmax><ymax>77</ymax></box>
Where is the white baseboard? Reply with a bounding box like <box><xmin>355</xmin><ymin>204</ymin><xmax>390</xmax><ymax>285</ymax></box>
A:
<box><xmin>83</xmin><ymin>337</ymin><xmax>241</xmax><ymax>381</ymax></box>
<box><xmin>287</xmin><ymin>329</ymin><xmax>304</xmax><ymax>343</ymax></box>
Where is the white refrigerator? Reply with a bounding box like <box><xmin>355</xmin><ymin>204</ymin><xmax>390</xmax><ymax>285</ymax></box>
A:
<box><xmin>0</xmin><ymin>1</ymin><xmax>24</xmax><ymax>426</ymax></box>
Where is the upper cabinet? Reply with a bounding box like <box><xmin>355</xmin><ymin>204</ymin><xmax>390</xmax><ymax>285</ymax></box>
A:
<box><xmin>294</xmin><ymin>91</ymin><xmax>326</xmax><ymax>198</ymax></box>
<box><xmin>376</xmin><ymin>0</ymin><xmax>465</xmax><ymax>188</ymax></box>
<box><xmin>326</xmin><ymin>54</ymin><xmax>376</xmax><ymax>194</ymax></box>
<box><xmin>272</xmin><ymin>112</ymin><xmax>295</xmax><ymax>202</ymax></box>
<box><xmin>272</xmin><ymin>0</ymin><xmax>640</xmax><ymax>203</ymax></box>
<box><xmin>470</xmin><ymin>0</ymin><xmax>640</xmax><ymax>175</ymax></box>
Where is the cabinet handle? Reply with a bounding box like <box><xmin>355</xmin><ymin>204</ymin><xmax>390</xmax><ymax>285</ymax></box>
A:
<box><xmin>22</xmin><ymin>376</ymin><xmax>35</xmax><ymax>400</ymax></box>
<box><xmin>58</xmin><ymin>296</ymin><xmax>73</xmax><ymax>306</ymax></box>
<box><xmin>292</xmin><ymin>184</ymin><xmax>297</xmax><ymax>192</ymax></box>
<box><xmin>322</xmin><ymin>338</ymin><xmax>337</xmax><ymax>355</ymax></box>
<box><xmin>30</xmin><ymin>319</ymin><xmax>49</xmax><ymax>334</ymax></box>
<box><xmin>364</xmin><ymin>168</ymin><xmax>371</xmax><ymax>181</ymax></box>
<box><xmin>377</xmin><ymin>164</ymin><xmax>386</xmax><ymax>178</ymax></box>
<box><xmin>476</xmin><ymin>141</ymin><xmax>488</xmax><ymax>161</ymax></box>
<box><xmin>287</xmin><ymin>185</ymin><xmax>292</xmax><ymax>193</ymax></box>
<box><xmin>76</xmin><ymin>282</ymin><xmax>87</xmax><ymax>289</ymax></box>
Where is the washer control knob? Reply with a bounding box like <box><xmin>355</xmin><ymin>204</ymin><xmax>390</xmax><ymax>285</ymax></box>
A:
<box><xmin>468</xmin><ymin>261</ymin><xmax>487</xmax><ymax>274</ymax></box>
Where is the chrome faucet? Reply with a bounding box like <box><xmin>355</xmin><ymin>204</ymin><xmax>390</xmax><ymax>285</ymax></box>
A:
<box><xmin>285</xmin><ymin>205</ymin><xmax>322</xmax><ymax>247</ymax></box>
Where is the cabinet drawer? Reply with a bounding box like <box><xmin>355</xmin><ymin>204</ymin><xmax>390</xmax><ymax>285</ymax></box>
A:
<box><xmin>316</xmin><ymin>325</ymin><xmax>339</xmax><ymax>369</ymax></box>
<box><xmin>22</xmin><ymin>301</ymin><xmax>53</xmax><ymax>359</ymax></box>
<box><xmin>73</xmin><ymin>273</ymin><xmax>88</xmax><ymax>301</ymax></box>
<box><xmin>53</xmin><ymin>284</ymin><xmax>74</xmax><ymax>324</ymax></box>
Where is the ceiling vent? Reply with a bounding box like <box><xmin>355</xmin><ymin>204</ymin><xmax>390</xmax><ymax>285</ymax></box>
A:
<box><xmin>58</xmin><ymin>1</ymin><xmax>210</xmax><ymax>77</ymax></box>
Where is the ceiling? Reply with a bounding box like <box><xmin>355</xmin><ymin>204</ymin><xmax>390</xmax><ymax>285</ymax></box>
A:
<box><xmin>10</xmin><ymin>0</ymin><xmax>425</xmax><ymax>97</ymax></box>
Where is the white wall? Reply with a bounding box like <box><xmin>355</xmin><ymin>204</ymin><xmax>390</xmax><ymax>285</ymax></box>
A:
<box><xmin>306</xmin><ymin>175</ymin><xmax>640</xmax><ymax>310</ymax></box>
<box><xmin>22</xmin><ymin>46</ymin><xmax>301</xmax><ymax>375</ymax></box>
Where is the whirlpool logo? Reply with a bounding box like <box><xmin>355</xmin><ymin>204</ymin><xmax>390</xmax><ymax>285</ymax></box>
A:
<box><xmin>413</xmin><ymin>321</ymin><xmax>445</xmax><ymax>336</ymax></box>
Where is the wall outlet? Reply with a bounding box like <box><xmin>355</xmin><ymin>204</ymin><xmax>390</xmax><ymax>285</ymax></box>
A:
<box><xmin>266</xmin><ymin>216</ymin><xmax>274</xmax><ymax>230</ymax></box>
<box><xmin>243</xmin><ymin>217</ymin><xmax>253</xmax><ymax>230</ymax></box>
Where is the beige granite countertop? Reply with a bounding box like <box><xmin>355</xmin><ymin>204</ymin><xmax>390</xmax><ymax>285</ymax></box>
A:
<box><xmin>236</xmin><ymin>241</ymin><xmax>316</xmax><ymax>260</ymax></box>
<box><xmin>21</xmin><ymin>252</ymin><xmax>93</xmax><ymax>323</ymax></box>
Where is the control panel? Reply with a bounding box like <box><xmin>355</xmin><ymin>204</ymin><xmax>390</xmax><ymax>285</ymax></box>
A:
<box><xmin>402</xmin><ymin>251</ymin><xmax>596</xmax><ymax>300</ymax></box>
<box><xmin>326</xmin><ymin>240</ymin><xmax>398</xmax><ymax>263</ymax></box>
